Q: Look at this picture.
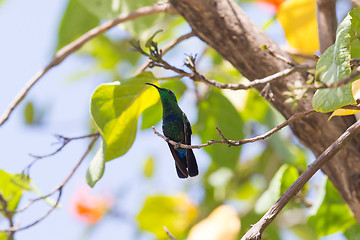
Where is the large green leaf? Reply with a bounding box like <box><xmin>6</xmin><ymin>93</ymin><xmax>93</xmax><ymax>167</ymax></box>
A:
<box><xmin>0</xmin><ymin>171</ymin><xmax>30</xmax><ymax>213</ymax></box>
<box><xmin>312</xmin><ymin>9</ymin><xmax>360</xmax><ymax>112</ymax></box>
<box><xmin>308</xmin><ymin>178</ymin><xmax>356</xmax><ymax>237</ymax></box>
<box><xmin>255</xmin><ymin>164</ymin><xmax>299</xmax><ymax>214</ymax></box>
<box><xmin>137</xmin><ymin>195</ymin><xmax>198</xmax><ymax>239</ymax></box>
<box><xmin>345</xmin><ymin>224</ymin><xmax>360</xmax><ymax>240</ymax></box>
<box><xmin>195</xmin><ymin>89</ymin><xmax>244</xmax><ymax>168</ymax></box>
<box><xmin>141</xmin><ymin>80</ymin><xmax>187</xmax><ymax>130</ymax></box>
<box><xmin>77</xmin><ymin>0</ymin><xmax>161</xmax><ymax>39</ymax></box>
<box><xmin>90</xmin><ymin>72</ymin><xmax>161</xmax><ymax>162</ymax></box>
<box><xmin>0</xmin><ymin>232</ymin><xmax>7</xmax><ymax>240</ymax></box>
<box><xmin>57</xmin><ymin>0</ymin><xmax>99</xmax><ymax>50</ymax></box>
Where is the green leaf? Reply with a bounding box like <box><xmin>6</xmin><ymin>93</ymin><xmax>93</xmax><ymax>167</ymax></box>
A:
<box><xmin>141</xmin><ymin>80</ymin><xmax>187</xmax><ymax>130</ymax></box>
<box><xmin>86</xmin><ymin>141</ymin><xmax>105</xmax><ymax>188</ymax></box>
<box><xmin>57</xmin><ymin>0</ymin><xmax>99</xmax><ymax>50</ymax></box>
<box><xmin>308</xmin><ymin>178</ymin><xmax>356</xmax><ymax>237</ymax></box>
<box><xmin>0</xmin><ymin>171</ymin><xmax>30</xmax><ymax>213</ymax></box>
<box><xmin>312</xmin><ymin>9</ymin><xmax>360</xmax><ymax>112</ymax></box>
<box><xmin>91</xmin><ymin>72</ymin><xmax>164</xmax><ymax>162</ymax></box>
<box><xmin>81</xmin><ymin>35</ymin><xmax>141</xmax><ymax>69</ymax></box>
<box><xmin>0</xmin><ymin>232</ymin><xmax>7</xmax><ymax>240</ymax></box>
<box><xmin>77</xmin><ymin>0</ymin><xmax>160</xmax><ymax>39</ymax></box>
<box><xmin>255</xmin><ymin>164</ymin><xmax>298</xmax><ymax>213</ymax></box>
<box><xmin>241</xmin><ymin>89</ymin><xmax>270</xmax><ymax>122</ymax></box>
<box><xmin>345</xmin><ymin>224</ymin><xmax>360</xmax><ymax>240</ymax></box>
<box><xmin>290</xmin><ymin>224</ymin><xmax>318</xmax><ymax>240</ymax></box>
<box><xmin>24</xmin><ymin>101</ymin><xmax>34</xmax><ymax>125</ymax></box>
<box><xmin>137</xmin><ymin>195</ymin><xmax>198</xmax><ymax>239</ymax></box>
<box><xmin>143</xmin><ymin>157</ymin><xmax>154</xmax><ymax>178</ymax></box>
<box><xmin>145</xmin><ymin>29</ymin><xmax>163</xmax><ymax>48</ymax></box>
<box><xmin>195</xmin><ymin>89</ymin><xmax>244</xmax><ymax>168</ymax></box>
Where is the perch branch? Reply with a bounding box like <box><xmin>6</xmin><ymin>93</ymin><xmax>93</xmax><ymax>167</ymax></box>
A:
<box><xmin>152</xmin><ymin>109</ymin><xmax>316</xmax><ymax>149</ymax></box>
<box><xmin>0</xmin><ymin>2</ymin><xmax>171</xmax><ymax>127</ymax></box>
<box><xmin>241</xmin><ymin>118</ymin><xmax>360</xmax><ymax>240</ymax></box>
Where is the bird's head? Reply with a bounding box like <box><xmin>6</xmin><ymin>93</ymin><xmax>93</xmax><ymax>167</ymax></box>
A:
<box><xmin>146</xmin><ymin>83</ymin><xmax>178</xmax><ymax>103</ymax></box>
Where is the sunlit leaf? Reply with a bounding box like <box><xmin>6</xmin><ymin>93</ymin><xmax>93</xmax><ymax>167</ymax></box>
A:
<box><xmin>255</xmin><ymin>164</ymin><xmax>298</xmax><ymax>213</ymax></box>
<box><xmin>195</xmin><ymin>89</ymin><xmax>244</xmax><ymax>168</ymax></box>
<box><xmin>143</xmin><ymin>157</ymin><xmax>154</xmax><ymax>178</ymax></box>
<box><xmin>187</xmin><ymin>205</ymin><xmax>240</xmax><ymax>240</ymax></box>
<box><xmin>308</xmin><ymin>178</ymin><xmax>356</xmax><ymax>237</ymax></box>
<box><xmin>141</xmin><ymin>80</ymin><xmax>187</xmax><ymax>130</ymax></box>
<box><xmin>312</xmin><ymin>9</ymin><xmax>360</xmax><ymax>112</ymax></box>
<box><xmin>57</xmin><ymin>0</ymin><xmax>99</xmax><ymax>50</ymax></box>
<box><xmin>0</xmin><ymin>170</ymin><xmax>30</xmax><ymax>213</ymax></box>
<box><xmin>137</xmin><ymin>194</ymin><xmax>198</xmax><ymax>239</ymax></box>
<box><xmin>277</xmin><ymin>0</ymin><xmax>319</xmax><ymax>54</ymax></box>
<box><xmin>0</xmin><ymin>232</ymin><xmax>7</xmax><ymax>240</ymax></box>
<box><xmin>91</xmin><ymin>72</ymin><xmax>162</xmax><ymax>162</ymax></box>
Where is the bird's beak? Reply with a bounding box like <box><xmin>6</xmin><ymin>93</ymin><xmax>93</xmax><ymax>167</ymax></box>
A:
<box><xmin>146</xmin><ymin>83</ymin><xmax>161</xmax><ymax>90</ymax></box>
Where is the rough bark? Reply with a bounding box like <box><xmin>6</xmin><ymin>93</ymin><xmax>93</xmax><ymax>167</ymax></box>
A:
<box><xmin>316</xmin><ymin>0</ymin><xmax>337</xmax><ymax>53</ymax></box>
<box><xmin>169</xmin><ymin>0</ymin><xmax>360</xmax><ymax>222</ymax></box>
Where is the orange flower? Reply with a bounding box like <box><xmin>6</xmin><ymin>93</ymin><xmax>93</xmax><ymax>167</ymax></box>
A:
<box><xmin>70</xmin><ymin>186</ymin><xmax>113</xmax><ymax>224</ymax></box>
<box><xmin>257</xmin><ymin>0</ymin><xmax>286</xmax><ymax>8</ymax></box>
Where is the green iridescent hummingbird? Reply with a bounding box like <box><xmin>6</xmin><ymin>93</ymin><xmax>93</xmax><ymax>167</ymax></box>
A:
<box><xmin>146</xmin><ymin>83</ymin><xmax>199</xmax><ymax>178</ymax></box>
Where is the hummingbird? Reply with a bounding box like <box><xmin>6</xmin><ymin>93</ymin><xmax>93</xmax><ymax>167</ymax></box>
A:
<box><xmin>146</xmin><ymin>83</ymin><xmax>199</xmax><ymax>178</ymax></box>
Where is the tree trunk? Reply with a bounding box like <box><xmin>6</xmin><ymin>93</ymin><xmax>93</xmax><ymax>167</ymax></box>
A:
<box><xmin>169</xmin><ymin>0</ymin><xmax>360</xmax><ymax>222</ymax></box>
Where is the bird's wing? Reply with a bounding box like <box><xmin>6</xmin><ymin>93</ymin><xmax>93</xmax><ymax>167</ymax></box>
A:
<box><xmin>167</xmin><ymin>143</ymin><xmax>188</xmax><ymax>178</ymax></box>
<box><xmin>183</xmin><ymin>114</ymin><xmax>199</xmax><ymax>177</ymax></box>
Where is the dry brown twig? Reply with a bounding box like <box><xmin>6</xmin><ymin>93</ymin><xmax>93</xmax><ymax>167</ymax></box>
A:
<box><xmin>0</xmin><ymin>2</ymin><xmax>172</xmax><ymax>127</ymax></box>
<box><xmin>241</xmin><ymin>118</ymin><xmax>360</xmax><ymax>240</ymax></box>
<box><xmin>152</xmin><ymin>109</ymin><xmax>316</xmax><ymax>149</ymax></box>
<box><xmin>0</xmin><ymin>133</ymin><xmax>99</xmax><ymax>235</ymax></box>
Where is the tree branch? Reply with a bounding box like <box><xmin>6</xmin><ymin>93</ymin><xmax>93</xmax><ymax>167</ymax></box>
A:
<box><xmin>241</xmin><ymin>118</ymin><xmax>360</xmax><ymax>240</ymax></box>
<box><xmin>152</xmin><ymin>109</ymin><xmax>316</xmax><ymax>149</ymax></box>
<box><xmin>0</xmin><ymin>2</ymin><xmax>171</xmax><ymax>127</ymax></box>
<box><xmin>2</xmin><ymin>134</ymin><xmax>99</xmax><ymax>233</ymax></box>
<box><xmin>316</xmin><ymin>0</ymin><xmax>337</xmax><ymax>53</ymax></box>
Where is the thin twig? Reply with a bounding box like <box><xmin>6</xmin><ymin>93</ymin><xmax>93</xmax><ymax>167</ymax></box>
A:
<box><xmin>163</xmin><ymin>226</ymin><xmax>177</xmax><ymax>240</ymax></box>
<box><xmin>2</xmin><ymin>134</ymin><xmax>99</xmax><ymax>233</ymax></box>
<box><xmin>23</xmin><ymin>132</ymin><xmax>100</xmax><ymax>177</ymax></box>
<box><xmin>152</xmin><ymin>109</ymin><xmax>316</xmax><ymax>149</ymax></box>
<box><xmin>134</xmin><ymin>32</ymin><xmax>195</xmax><ymax>75</ymax></box>
<box><xmin>0</xmin><ymin>194</ymin><xmax>14</xmax><ymax>240</ymax></box>
<box><xmin>0</xmin><ymin>2</ymin><xmax>171</xmax><ymax>127</ymax></box>
<box><xmin>152</xmin><ymin>53</ymin><xmax>315</xmax><ymax>90</ymax></box>
<box><xmin>241</xmin><ymin>118</ymin><xmax>360</xmax><ymax>240</ymax></box>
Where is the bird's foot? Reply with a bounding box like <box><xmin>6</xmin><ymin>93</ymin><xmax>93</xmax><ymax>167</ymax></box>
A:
<box><xmin>175</xmin><ymin>142</ymin><xmax>181</xmax><ymax>149</ymax></box>
<box><xmin>165</xmin><ymin>137</ymin><xmax>170</xmax><ymax>143</ymax></box>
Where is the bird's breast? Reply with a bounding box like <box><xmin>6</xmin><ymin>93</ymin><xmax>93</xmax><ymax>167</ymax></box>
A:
<box><xmin>162</xmin><ymin>115</ymin><xmax>185</xmax><ymax>143</ymax></box>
